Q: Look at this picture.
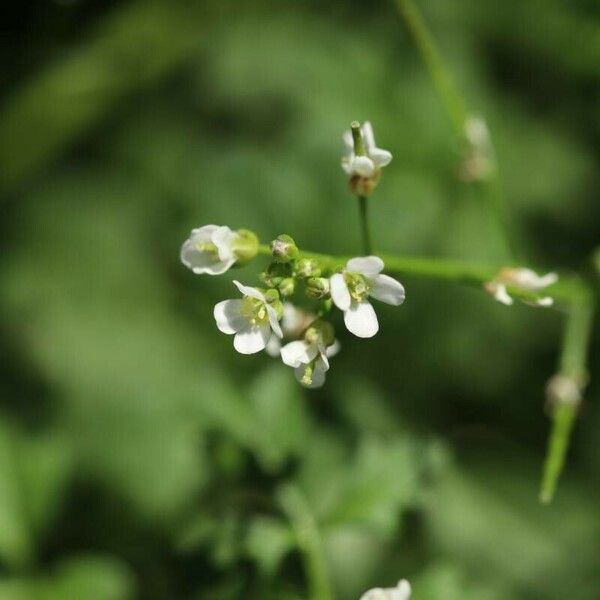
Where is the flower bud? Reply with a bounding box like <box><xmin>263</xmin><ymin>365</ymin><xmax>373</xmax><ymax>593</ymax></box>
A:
<box><xmin>231</xmin><ymin>229</ymin><xmax>259</xmax><ymax>264</ymax></box>
<box><xmin>295</xmin><ymin>258</ymin><xmax>321</xmax><ymax>279</ymax></box>
<box><xmin>271</xmin><ymin>234</ymin><xmax>299</xmax><ymax>263</ymax></box>
<box><xmin>263</xmin><ymin>288</ymin><xmax>283</xmax><ymax>319</ymax></box>
<box><xmin>306</xmin><ymin>277</ymin><xmax>330</xmax><ymax>299</ymax></box>
<box><xmin>278</xmin><ymin>277</ymin><xmax>296</xmax><ymax>297</ymax></box>
<box><xmin>260</xmin><ymin>262</ymin><xmax>292</xmax><ymax>288</ymax></box>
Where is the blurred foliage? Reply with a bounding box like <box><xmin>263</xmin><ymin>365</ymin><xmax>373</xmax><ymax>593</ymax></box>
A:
<box><xmin>0</xmin><ymin>0</ymin><xmax>598</xmax><ymax>598</ymax></box>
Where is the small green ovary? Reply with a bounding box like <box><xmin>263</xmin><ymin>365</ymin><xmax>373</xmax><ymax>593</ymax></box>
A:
<box><xmin>195</xmin><ymin>240</ymin><xmax>218</xmax><ymax>256</ymax></box>
<box><xmin>241</xmin><ymin>297</ymin><xmax>269</xmax><ymax>326</ymax></box>
<box><xmin>344</xmin><ymin>272</ymin><xmax>371</xmax><ymax>302</ymax></box>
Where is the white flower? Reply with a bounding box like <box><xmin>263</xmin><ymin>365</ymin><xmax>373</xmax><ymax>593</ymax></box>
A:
<box><xmin>330</xmin><ymin>256</ymin><xmax>405</xmax><ymax>338</ymax></box>
<box><xmin>342</xmin><ymin>121</ymin><xmax>392</xmax><ymax>178</ymax></box>
<box><xmin>265</xmin><ymin>303</ymin><xmax>316</xmax><ymax>357</ymax></box>
<box><xmin>360</xmin><ymin>579</ymin><xmax>411</xmax><ymax>600</ymax></box>
<box><xmin>280</xmin><ymin>321</ymin><xmax>340</xmax><ymax>388</ymax></box>
<box><xmin>181</xmin><ymin>225</ymin><xmax>245</xmax><ymax>275</ymax></box>
<box><xmin>214</xmin><ymin>281</ymin><xmax>283</xmax><ymax>354</ymax></box>
<box><xmin>484</xmin><ymin>267</ymin><xmax>558</xmax><ymax>307</ymax></box>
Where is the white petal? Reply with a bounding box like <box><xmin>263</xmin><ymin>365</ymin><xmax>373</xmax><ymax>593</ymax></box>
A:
<box><xmin>343</xmin><ymin>130</ymin><xmax>354</xmax><ymax>152</ymax></box>
<box><xmin>206</xmin><ymin>258</ymin><xmax>236</xmax><ymax>275</ymax></box>
<box><xmin>316</xmin><ymin>344</ymin><xmax>330</xmax><ymax>371</ymax></box>
<box><xmin>351</xmin><ymin>155</ymin><xmax>375</xmax><ymax>177</ymax></box>
<box><xmin>534</xmin><ymin>272</ymin><xmax>558</xmax><ymax>289</ymax></box>
<box><xmin>525</xmin><ymin>296</ymin><xmax>554</xmax><ymax>308</ymax></box>
<box><xmin>265</xmin><ymin>304</ymin><xmax>283</xmax><ymax>338</ymax></box>
<box><xmin>180</xmin><ymin>239</ymin><xmax>213</xmax><ymax>271</ymax></box>
<box><xmin>346</xmin><ymin>256</ymin><xmax>384</xmax><ymax>276</ymax></box>
<box><xmin>281</xmin><ymin>303</ymin><xmax>310</xmax><ymax>335</ymax></box>
<box><xmin>359</xmin><ymin>588</ymin><xmax>387</xmax><ymax>600</ymax></box>
<box><xmin>493</xmin><ymin>283</ymin><xmax>513</xmax><ymax>306</ymax></box>
<box><xmin>211</xmin><ymin>226</ymin><xmax>237</xmax><ymax>261</ymax></box>
<box><xmin>325</xmin><ymin>339</ymin><xmax>341</xmax><ymax>358</ymax></box>
<box><xmin>233</xmin><ymin>325</ymin><xmax>270</xmax><ymax>354</ymax></box>
<box><xmin>344</xmin><ymin>301</ymin><xmax>379</xmax><ymax>338</ymax></box>
<box><xmin>294</xmin><ymin>361</ymin><xmax>327</xmax><ymax>389</ymax></box>
<box><xmin>370</xmin><ymin>274</ymin><xmax>405</xmax><ymax>306</ymax></box>
<box><xmin>190</xmin><ymin>224</ymin><xmax>219</xmax><ymax>239</ymax></box>
<box><xmin>265</xmin><ymin>334</ymin><xmax>282</xmax><ymax>357</ymax></box>
<box><xmin>395</xmin><ymin>580</ymin><xmax>412</xmax><ymax>600</ymax></box>
<box><xmin>232</xmin><ymin>280</ymin><xmax>265</xmax><ymax>301</ymax></box>
<box><xmin>213</xmin><ymin>299</ymin><xmax>246</xmax><ymax>334</ymax></box>
<box><xmin>361</xmin><ymin>121</ymin><xmax>375</xmax><ymax>153</ymax></box>
<box><xmin>281</xmin><ymin>340</ymin><xmax>317</xmax><ymax>367</ymax></box>
<box><xmin>341</xmin><ymin>156</ymin><xmax>354</xmax><ymax>174</ymax></box>
<box><xmin>330</xmin><ymin>273</ymin><xmax>351</xmax><ymax>311</ymax></box>
<box><xmin>370</xmin><ymin>147</ymin><xmax>392</xmax><ymax>168</ymax></box>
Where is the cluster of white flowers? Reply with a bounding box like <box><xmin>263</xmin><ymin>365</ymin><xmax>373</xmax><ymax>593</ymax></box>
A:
<box><xmin>484</xmin><ymin>267</ymin><xmax>558</xmax><ymax>307</ymax></box>
<box><xmin>180</xmin><ymin>120</ymin><xmax>559</xmax><ymax>390</ymax></box>
<box><xmin>180</xmin><ymin>223</ymin><xmax>405</xmax><ymax>388</ymax></box>
<box><xmin>359</xmin><ymin>579</ymin><xmax>412</xmax><ymax>600</ymax></box>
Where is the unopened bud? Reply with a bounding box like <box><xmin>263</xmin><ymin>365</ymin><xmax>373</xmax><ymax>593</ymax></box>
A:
<box><xmin>260</xmin><ymin>262</ymin><xmax>292</xmax><ymax>288</ymax></box>
<box><xmin>278</xmin><ymin>277</ymin><xmax>296</xmax><ymax>297</ymax></box>
<box><xmin>271</xmin><ymin>234</ymin><xmax>299</xmax><ymax>263</ymax></box>
<box><xmin>296</xmin><ymin>258</ymin><xmax>321</xmax><ymax>279</ymax></box>
<box><xmin>306</xmin><ymin>277</ymin><xmax>330</xmax><ymax>299</ymax></box>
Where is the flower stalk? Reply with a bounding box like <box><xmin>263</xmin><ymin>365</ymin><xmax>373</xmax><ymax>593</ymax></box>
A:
<box><xmin>540</xmin><ymin>285</ymin><xmax>594</xmax><ymax>503</ymax></box>
<box><xmin>358</xmin><ymin>194</ymin><xmax>372</xmax><ymax>255</ymax></box>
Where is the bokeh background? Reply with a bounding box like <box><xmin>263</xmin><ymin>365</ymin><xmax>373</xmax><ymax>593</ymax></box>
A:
<box><xmin>1</xmin><ymin>1</ymin><xmax>599</xmax><ymax>598</ymax></box>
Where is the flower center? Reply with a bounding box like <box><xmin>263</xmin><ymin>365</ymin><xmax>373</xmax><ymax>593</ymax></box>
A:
<box><xmin>300</xmin><ymin>360</ymin><xmax>316</xmax><ymax>387</ymax></box>
<box><xmin>195</xmin><ymin>240</ymin><xmax>218</xmax><ymax>256</ymax></box>
<box><xmin>344</xmin><ymin>272</ymin><xmax>371</xmax><ymax>302</ymax></box>
<box><xmin>241</xmin><ymin>297</ymin><xmax>269</xmax><ymax>326</ymax></box>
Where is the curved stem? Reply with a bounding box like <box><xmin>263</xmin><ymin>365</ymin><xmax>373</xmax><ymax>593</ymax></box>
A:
<box><xmin>358</xmin><ymin>195</ymin><xmax>372</xmax><ymax>255</ymax></box>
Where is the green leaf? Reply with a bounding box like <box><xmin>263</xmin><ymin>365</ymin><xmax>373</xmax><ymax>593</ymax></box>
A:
<box><xmin>245</xmin><ymin>517</ymin><xmax>294</xmax><ymax>577</ymax></box>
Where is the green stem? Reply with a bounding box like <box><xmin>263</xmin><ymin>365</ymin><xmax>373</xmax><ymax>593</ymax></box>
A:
<box><xmin>277</xmin><ymin>485</ymin><xmax>332</xmax><ymax>600</ymax></box>
<box><xmin>393</xmin><ymin>0</ymin><xmax>467</xmax><ymax>137</ymax></box>
<box><xmin>257</xmin><ymin>244</ymin><xmax>578</xmax><ymax>305</ymax></box>
<box><xmin>393</xmin><ymin>0</ymin><xmax>522</xmax><ymax>260</ymax></box>
<box><xmin>358</xmin><ymin>195</ymin><xmax>372</xmax><ymax>255</ymax></box>
<box><xmin>539</xmin><ymin>287</ymin><xmax>594</xmax><ymax>503</ymax></box>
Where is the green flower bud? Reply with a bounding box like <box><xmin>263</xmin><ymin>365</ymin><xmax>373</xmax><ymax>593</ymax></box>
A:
<box><xmin>305</xmin><ymin>319</ymin><xmax>335</xmax><ymax>346</ymax></box>
<box><xmin>278</xmin><ymin>277</ymin><xmax>296</xmax><ymax>297</ymax></box>
<box><xmin>260</xmin><ymin>262</ymin><xmax>292</xmax><ymax>288</ymax></box>
<box><xmin>296</xmin><ymin>258</ymin><xmax>321</xmax><ymax>279</ymax></box>
<box><xmin>263</xmin><ymin>288</ymin><xmax>280</xmax><ymax>303</ymax></box>
<box><xmin>271</xmin><ymin>234</ymin><xmax>299</xmax><ymax>263</ymax></box>
<box><xmin>231</xmin><ymin>229</ymin><xmax>259</xmax><ymax>264</ymax></box>
<box><xmin>306</xmin><ymin>277</ymin><xmax>330</xmax><ymax>299</ymax></box>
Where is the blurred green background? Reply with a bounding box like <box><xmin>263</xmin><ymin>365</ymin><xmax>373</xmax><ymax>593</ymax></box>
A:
<box><xmin>1</xmin><ymin>1</ymin><xmax>599</xmax><ymax>598</ymax></box>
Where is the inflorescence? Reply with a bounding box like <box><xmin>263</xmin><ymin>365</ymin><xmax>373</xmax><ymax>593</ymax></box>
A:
<box><xmin>181</xmin><ymin>121</ymin><xmax>559</xmax><ymax>390</ymax></box>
